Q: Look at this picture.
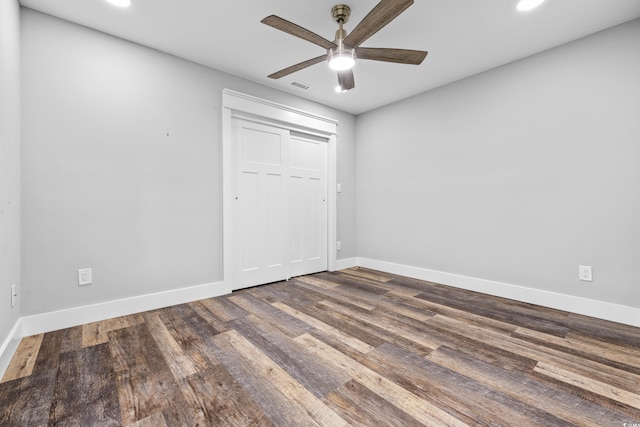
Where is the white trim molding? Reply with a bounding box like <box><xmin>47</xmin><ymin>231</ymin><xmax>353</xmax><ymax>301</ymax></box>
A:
<box><xmin>0</xmin><ymin>281</ymin><xmax>228</xmax><ymax>379</ymax></box>
<box><xmin>356</xmin><ymin>257</ymin><xmax>640</xmax><ymax>328</ymax></box>
<box><xmin>222</xmin><ymin>89</ymin><xmax>339</xmax><ymax>287</ymax></box>
<box><xmin>334</xmin><ymin>257</ymin><xmax>358</xmax><ymax>271</ymax></box>
<box><xmin>0</xmin><ymin>318</ymin><xmax>23</xmax><ymax>379</ymax></box>
<box><xmin>20</xmin><ymin>281</ymin><xmax>229</xmax><ymax>337</ymax></box>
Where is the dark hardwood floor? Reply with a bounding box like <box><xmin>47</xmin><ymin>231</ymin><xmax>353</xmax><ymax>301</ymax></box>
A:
<box><xmin>1</xmin><ymin>267</ymin><xmax>639</xmax><ymax>426</ymax></box>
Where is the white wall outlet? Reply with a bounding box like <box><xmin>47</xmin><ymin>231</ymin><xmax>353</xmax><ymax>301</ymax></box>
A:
<box><xmin>337</xmin><ymin>241</ymin><xmax>342</xmax><ymax>251</ymax></box>
<box><xmin>11</xmin><ymin>284</ymin><xmax>17</xmax><ymax>308</ymax></box>
<box><xmin>78</xmin><ymin>268</ymin><xmax>93</xmax><ymax>286</ymax></box>
<box><xmin>579</xmin><ymin>265</ymin><xmax>592</xmax><ymax>282</ymax></box>
<box><xmin>337</xmin><ymin>183</ymin><xmax>342</xmax><ymax>193</ymax></box>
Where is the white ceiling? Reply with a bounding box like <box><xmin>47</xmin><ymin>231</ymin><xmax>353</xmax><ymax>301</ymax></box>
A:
<box><xmin>19</xmin><ymin>0</ymin><xmax>640</xmax><ymax>115</ymax></box>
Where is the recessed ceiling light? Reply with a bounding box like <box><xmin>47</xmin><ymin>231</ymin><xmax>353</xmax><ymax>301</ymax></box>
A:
<box><xmin>517</xmin><ymin>0</ymin><xmax>544</xmax><ymax>11</ymax></box>
<box><xmin>106</xmin><ymin>0</ymin><xmax>131</xmax><ymax>7</ymax></box>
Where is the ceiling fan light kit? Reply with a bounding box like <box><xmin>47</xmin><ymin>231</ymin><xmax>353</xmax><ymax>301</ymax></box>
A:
<box><xmin>261</xmin><ymin>0</ymin><xmax>428</xmax><ymax>92</ymax></box>
<box><xmin>517</xmin><ymin>0</ymin><xmax>545</xmax><ymax>12</ymax></box>
<box><xmin>328</xmin><ymin>48</ymin><xmax>356</xmax><ymax>71</ymax></box>
<box><xmin>105</xmin><ymin>0</ymin><xmax>131</xmax><ymax>8</ymax></box>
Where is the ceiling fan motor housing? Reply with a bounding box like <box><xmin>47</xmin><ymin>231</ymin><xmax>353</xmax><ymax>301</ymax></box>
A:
<box><xmin>331</xmin><ymin>4</ymin><xmax>351</xmax><ymax>25</ymax></box>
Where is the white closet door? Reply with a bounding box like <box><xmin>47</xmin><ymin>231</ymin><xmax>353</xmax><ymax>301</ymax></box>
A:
<box><xmin>231</xmin><ymin>119</ymin><xmax>328</xmax><ymax>290</ymax></box>
<box><xmin>232</xmin><ymin>119</ymin><xmax>290</xmax><ymax>288</ymax></box>
<box><xmin>288</xmin><ymin>132</ymin><xmax>328</xmax><ymax>277</ymax></box>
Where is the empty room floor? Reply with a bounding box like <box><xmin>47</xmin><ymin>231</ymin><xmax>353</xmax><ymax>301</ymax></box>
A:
<box><xmin>1</xmin><ymin>268</ymin><xmax>639</xmax><ymax>426</ymax></box>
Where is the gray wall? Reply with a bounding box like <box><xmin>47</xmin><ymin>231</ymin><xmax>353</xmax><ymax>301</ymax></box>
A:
<box><xmin>0</xmin><ymin>0</ymin><xmax>22</xmax><ymax>347</ymax></box>
<box><xmin>356</xmin><ymin>19</ymin><xmax>640</xmax><ymax>308</ymax></box>
<box><xmin>16</xmin><ymin>7</ymin><xmax>640</xmax><ymax>323</ymax></box>
<box><xmin>21</xmin><ymin>9</ymin><xmax>356</xmax><ymax>316</ymax></box>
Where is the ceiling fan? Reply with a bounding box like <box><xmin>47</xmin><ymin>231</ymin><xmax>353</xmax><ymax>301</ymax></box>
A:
<box><xmin>261</xmin><ymin>0</ymin><xmax>428</xmax><ymax>92</ymax></box>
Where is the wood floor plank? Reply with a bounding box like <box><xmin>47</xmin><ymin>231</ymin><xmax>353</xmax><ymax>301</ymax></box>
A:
<box><xmin>566</xmin><ymin>312</ymin><xmax>640</xmax><ymax>349</ymax></box>
<box><xmin>0</xmin><ymin>369</ymin><xmax>56</xmax><ymax>426</ymax></box>
<box><xmin>384</xmin><ymin>286</ymin><xmax>521</xmax><ymax>335</ymax></box>
<box><xmin>2</xmin><ymin>268</ymin><xmax>639</xmax><ymax>425</ymax></box>
<box><xmin>49</xmin><ymin>343</ymin><xmax>121</xmax><ymax>426</ymax></box>
<box><xmin>364</xmin><ymin>342</ymin><xmax>571</xmax><ymax>427</ymax></box>
<box><xmin>156</xmin><ymin>304</ymin><xmax>217</xmax><ymax>370</ymax></box>
<box><xmin>273</xmin><ymin>301</ymin><xmax>375</xmax><ymax>354</ymax></box>
<box><xmin>534</xmin><ymin>361</ymin><xmax>640</xmax><ymax>410</ymax></box>
<box><xmin>414</xmin><ymin>284</ymin><xmax>571</xmax><ymax>337</ymax></box>
<box><xmin>566</xmin><ymin>332</ymin><xmax>640</xmax><ymax>365</ymax></box>
<box><xmin>295</xmin><ymin>333</ymin><xmax>469</xmax><ymax>426</ymax></box>
<box><xmin>391</xmin><ymin>272</ymin><xmax>574</xmax><ymax>334</ymax></box>
<box><xmin>198</xmin><ymin>295</ymin><xmax>249</xmax><ymax>322</ymax></box>
<box><xmin>294</xmin><ymin>275</ymin><xmax>341</xmax><ymax>289</ymax></box>
<box><xmin>227</xmin><ymin>293</ymin><xmax>310</xmax><ymax>338</ymax></box>
<box><xmin>315</xmin><ymin>272</ymin><xmax>391</xmax><ymax>295</ymax></box>
<box><xmin>340</xmin><ymin>267</ymin><xmax>393</xmax><ymax>282</ymax></box>
<box><xmin>179</xmin><ymin>365</ymin><xmax>274</xmax><ymax>426</ymax></box>
<box><xmin>82</xmin><ymin>321</ymin><xmax>107</xmax><ymax>348</ymax></box>
<box><xmin>142</xmin><ymin>312</ymin><xmax>200</xmax><ymax>379</ymax></box>
<box><xmin>513</xmin><ymin>327</ymin><xmax>640</xmax><ymax>375</ymax></box>
<box><xmin>124</xmin><ymin>412</ymin><xmax>168</xmax><ymax>427</ymax></box>
<box><xmin>208</xmin><ymin>331</ymin><xmax>330</xmax><ymax>426</ymax></box>
<box><xmin>32</xmin><ymin>328</ymin><xmax>72</xmax><ymax>373</ymax></box>
<box><xmin>247</xmin><ymin>280</ymin><xmax>322</xmax><ymax>307</ymax></box>
<box><xmin>188</xmin><ymin>299</ymin><xmax>231</xmax><ymax>335</ymax></box>
<box><xmin>281</xmin><ymin>300</ymin><xmax>387</xmax><ymax>349</ymax></box>
<box><xmin>429</xmin><ymin>313</ymin><xmax>640</xmax><ymax>394</ymax></box>
<box><xmin>58</xmin><ymin>326</ymin><xmax>83</xmax><ymax>355</ymax></box>
<box><xmin>229</xmin><ymin>313</ymin><xmax>352</xmax><ymax>398</ymax></box>
<box><xmin>308</xmin><ymin>274</ymin><xmax>440</xmax><ymax>327</ymax></box>
<box><xmin>218</xmin><ymin>330</ymin><xmax>348</xmax><ymax>426</ymax></box>
<box><xmin>108</xmin><ymin>323</ymin><xmax>194</xmax><ymax>425</ymax></box>
<box><xmin>1</xmin><ymin>334</ymin><xmax>44</xmax><ymax>382</ymax></box>
<box><xmin>324</xmin><ymin>379</ymin><xmax>423</xmax><ymax>427</ymax></box>
<box><xmin>294</xmin><ymin>277</ymin><xmax>380</xmax><ymax>311</ymax></box>
<box><xmin>427</xmin><ymin>345</ymin><xmax>633</xmax><ymax>426</ymax></box>
<box><xmin>82</xmin><ymin>314</ymin><xmax>144</xmax><ymax>348</ymax></box>
<box><xmin>104</xmin><ymin>313</ymin><xmax>145</xmax><ymax>331</ymax></box>
<box><xmin>318</xmin><ymin>299</ymin><xmax>440</xmax><ymax>353</ymax></box>
<box><xmin>314</xmin><ymin>299</ymin><xmax>434</xmax><ymax>356</ymax></box>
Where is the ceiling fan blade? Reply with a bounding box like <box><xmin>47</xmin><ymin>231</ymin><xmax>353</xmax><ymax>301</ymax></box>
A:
<box><xmin>337</xmin><ymin>69</ymin><xmax>355</xmax><ymax>91</ymax></box>
<box><xmin>268</xmin><ymin>55</ymin><xmax>327</xmax><ymax>79</ymax></box>
<box><xmin>356</xmin><ymin>47</ymin><xmax>427</xmax><ymax>65</ymax></box>
<box><xmin>343</xmin><ymin>0</ymin><xmax>414</xmax><ymax>48</ymax></box>
<box><xmin>261</xmin><ymin>15</ymin><xmax>337</xmax><ymax>50</ymax></box>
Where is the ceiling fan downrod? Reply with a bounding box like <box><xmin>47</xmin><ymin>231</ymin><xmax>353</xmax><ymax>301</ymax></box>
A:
<box><xmin>331</xmin><ymin>4</ymin><xmax>350</xmax><ymax>46</ymax></box>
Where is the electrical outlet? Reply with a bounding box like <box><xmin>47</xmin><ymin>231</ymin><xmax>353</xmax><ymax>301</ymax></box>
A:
<box><xmin>337</xmin><ymin>241</ymin><xmax>342</xmax><ymax>251</ymax></box>
<box><xmin>11</xmin><ymin>284</ymin><xmax>17</xmax><ymax>308</ymax></box>
<box><xmin>579</xmin><ymin>265</ymin><xmax>592</xmax><ymax>282</ymax></box>
<box><xmin>78</xmin><ymin>268</ymin><xmax>92</xmax><ymax>286</ymax></box>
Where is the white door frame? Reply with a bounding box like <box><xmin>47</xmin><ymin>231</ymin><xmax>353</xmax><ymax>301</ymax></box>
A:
<box><xmin>222</xmin><ymin>89</ymin><xmax>338</xmax><ymax>291</ymax></box>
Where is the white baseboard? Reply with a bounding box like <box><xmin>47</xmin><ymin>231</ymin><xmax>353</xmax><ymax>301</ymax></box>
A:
<box><xmin>0</xmin><ymin>280</ymin><xmax>230</xmax><ymax>379</ymax></box>
<box><xmin>21</xmin><ymin>281</ymin><xmax>230</xmax><ymax>337</ymax></box>
<box><xmin>356</xmin><ymin>257</ymin><xmax>640</xmax><ymax>328</ymax></box>
<box><xmin>334</xmin><ymin>257</ymin><xmax>358</xmax><ymax>271</ymax></box>
<box><xmin>0</xmin><ymin>318</ymin><xmax>23</xmax><ymax>380</ymax></box>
